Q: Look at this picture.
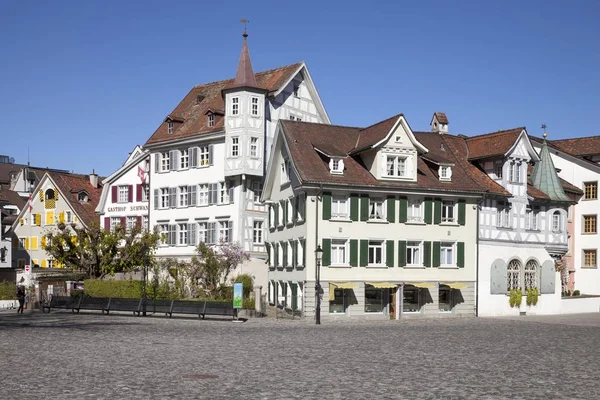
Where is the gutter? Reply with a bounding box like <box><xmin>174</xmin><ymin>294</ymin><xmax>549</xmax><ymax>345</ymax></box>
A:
<box><xmin>475</xmin><ymin>195</ymin><xmax>485</xmax><ymax>317</ymax></box>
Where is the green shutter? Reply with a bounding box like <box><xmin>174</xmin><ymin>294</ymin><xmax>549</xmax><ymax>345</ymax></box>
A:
<box><xmin>322</xmin><ymin>192</ymin><xmax>331</xmax><ymax>220</ymax></box>
<box><xmin>423</xmin><ymin>241</ymin><xmax>432</xmax><ymax>268</ymax></box>
<box><xmin>434</xmin><ymin>198</ymin><xmax>442</xmax><ymax>224</ymax></box>
<box><xmin>399</xmin><ymin>197</ymin><xmax>408</xmax><ymax>223</ymax></box>
<box><xmin>322</xmin><ymin>238</ymin><xmax>331</xmax><ymax>266</ymax></box>
<box><xmin>457</xmin><ymin>242</ymin><xmax>465</xmax><ymax>268</ymax></box>
<box><xmin>350</xmin><ymin>239</ymin><xmax>358</xmax><ymax>267</ymax></box>
<box><xmin>360</xmin><ymin>240</ymin><xmax>368</xmax><ymax>266</ymax></box>
<box><xmin>283</xmin><ymin>202</ymin><xmax>288</xmax><ymax>225</ymax></box>
<box><xmin>387</xmin><ymin>196</ymin><xmax>395</xmax><ymax>223</ymax></box>
<box><xmin>458</xmin><ymin>199</ymin><xmax>466</xmax><ymax>226</ymax></box>
<box><xmin>265</xmin><ymin>243</ymin><xmax>271</xmax><ymax>265</ymax></box>
<box><xmin>432</xmin><ymin>241</ymin><xmax>441</xmax><ymax>268</ymax></box>
<box><xmin>386</xmin><ymin>240</ymin><xmax>394</xmax><ymax>267</ymax></box>
<box><xmin>350</xmin><ymin>194</ymin><xmax>359</xmax><ymax>221</ymax></box>
<box><xmin>268</xmin><ymin>205</ymin><xmax>272</xmax><ymax>230</ymax></box>
<box><xmin>293</xmin><ymin>197</ymin><xmax>298</xmax><ymax>223</ymax></box>
<box><xmin>274</xmin><ymin>245</ymin><xmax>279</xmax><ymax>267</ymax></box>
<box><xmin>282</xmin><ymin>242</ymin><xmax>287</xmax><ymax>267</ymax></box>
<box><xmin>360</xmin><ymin>195</ymin><xmax>369</xmax><ymax>221</ymax></box>
<box><xmin>398</xmin><ymin>240</ymin><xmax>407</xmax><ymax>267</ymax></box>
<box><xmin>292</xmin><ymin>241</ymin><xmax>297</xmax><ymax>267</ymax></box>
<box><xmin>274</xmin><ymin>206</ymin><xmax>279</xmax><ymax>227</ymax></box>
<box><xmin>424</xmin><ymin>198</ymin><xmax>433</xmax><ymax>224</ymax></box>
<box><xmin>302</xmin><ymin>240</ymin><xmax>306</xmax><ymax>268</ymax></box>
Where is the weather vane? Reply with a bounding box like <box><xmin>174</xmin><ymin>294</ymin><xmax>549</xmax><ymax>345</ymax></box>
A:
<box><xmin>241</xmin><ymin>19</ymin><xmax>249</xmax><ymax>37</ymax></box>
<box><xmin>541</xmin><ymin>123</ymin><xmax>547</xmax><ymax>138</ymax></box>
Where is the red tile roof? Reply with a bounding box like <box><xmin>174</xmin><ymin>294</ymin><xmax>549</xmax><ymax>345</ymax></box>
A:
<box><xmin>465</xmin><ymin>128</ymin><xmax>525</xmax><ymax>160</ymax></box>
<box><xmin>433</xmin><ymin>112</ymin><xmax>448</xmax><ymax>124</ymax></box>
<box><xmin>0</xmin><ymin>189</ymin><xmax>25</xmax><ymax>209</ymax></box>
<box><xmin>352</xmin><ymin>114</ymin><xmax>401</xmax><ymax>152</ymax></box>
<box><xmin>48</xmin><ymin>172</ymin><xmax>103</xmax><ymax>228</ymax></box>
<box><xmin>551</xmin><ymin>135</ymin><xmax>600</xmax><ymax>157</ymax></box>
<box><xmin>145</xmin><ymin>63</ymin><xmax>302</xmax><ymax>146</ymax></box>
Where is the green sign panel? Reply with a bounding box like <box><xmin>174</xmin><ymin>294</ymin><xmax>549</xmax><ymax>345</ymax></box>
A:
<box><xmin>233</xmin><ymin>282</ymin><xmax>243</xmax><ymax>309</ymax></box>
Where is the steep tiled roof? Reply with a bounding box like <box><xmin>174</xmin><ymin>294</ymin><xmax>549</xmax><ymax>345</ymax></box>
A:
<box><xmin>433</xmin><ymin>112</ymin><xmax>448</xmax><ymax>124</ymax></box>
<box><xmin>223</xmin><ymin>35</ymin><xmax>262</xmax><ymax>91</ymax></box>
<box><xmin>551</xmin><ymin>135</ymin><xmax>600</xmax><ymax>157</ymax></box>
<box><xmin>352</xmin><ymin>114</ymin><xmax>401</xmax><ymax>152</ymax></box>
<box><xmin>465</xmin><ymin>128</ymin><xmax>525</xmax><ymax>160</ymax></box>
<box><xmin>145</xmin><ymin>63</ymin><xmax>302</xmax><ymax>145</ymax></box>
<box><xmin>0</xmin><ymin>162</ymin><xmax>26</xmax><ymax>185</ymax></box>
<box><xmin>530</xmin><ymin>139</ymin><xmax>572</xmax><ymax>202</ymax></box>
<box><xmin>47</xmin><ymin>172</ymin><xmax>103</xmax><ymax>228</ymax></box>
<box><xmin>0</xmin><ymin>189</ymin><xmax>25</xmax><ymax>209</ymax></box>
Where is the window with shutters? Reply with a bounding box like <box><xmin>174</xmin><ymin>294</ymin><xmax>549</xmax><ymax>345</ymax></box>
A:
<box><xmin>440</xmin><ymin>242</ymin><xmax>455</xmax><ymax>266</ymax></box>
<box><xmin>507</xmin><ymin>259</ymin><xmax>521</xmax><ymax>291</ymax></box>
<box><xmin>118</xmin><ymin>186</ymin><xmax>129</xmax><ymax>203</ymax></box>
<box><xmin>552</xmin><ymin>211</ymin><xmax>563</xmax><ymax>233</ymax></box>
<box><xmin>331</xmin><ymin>239</ymin><xmax>348</xmax><ymax>266</ymax></box>
<box><xmin>180</xmin><ymin>149</ymin><xmax>189</xmax><ymax>169</ymax></box>
<box><xmin>126</xmin><ymin>216</ymin><xmax>136</xmax><ymax>233</ymax></box>
<box><xmin>524</xmin><ymin>260</ymin><xmax>538</xmax><ymax>290</ymax></box>
<box><xmin>231</xmin><ymin>97</ymin><xmax>239</xmax><ymax>115</ymax></box>
<box><xmin>584</xmin><ymin>181</ymin><xmax>598</xmax><ymax>200</ymax></box>
<box><xmin>219</xmin><ymin>220</ymin><xmax>232</xmax><ymax>243</ymax></box>
<box><xmin>583</xmin><ymin>215</ymin><xmax>597</xmax><ymax>234</ymax></box>
<box><xmin>331</xmin><ymin>196</ymin><xmax>349</xmax><ymax>219</ymax></box>
<box><xmin>178</xmin><ymin>224</ymin><xmax>188</xmax><ymax>246</ymax></box>
<box><xmin>231</xmin><ymin>137</ymin><xmax>239</xmax><ymax>157</ymax></box>
<box><xmin>249</xmin><ymin>137</ymin><xmax>259</xmax><ymax>158</ymax></box>
<box><xmin>496</xmin><ymin>201</ymin><xmax>511</xmax><ymax>228</ymax></box>
<box><xmin>142</xmin><ymin>185</ymin><xmax>149</xmax><ymax>202</ymax></box>
<box><xmin>158</xmin><ymin>224</ymin><xmax>169</xmax><ymax>245</ymax></box>
<box><xmin>30</xmin><ymin>214</ymin><xmax>36</xmax><ymax>225</ymax></box>
<box><xmin>251</xmin><ymin>96</ymin><xmax>259</xmax><ymax>116</ymax></box>
<box><xmin>197</xmin><ymin>184</ymin><xmax>208</xmax><ymax>206</ymax></box>
<box><xmin>253</xmin><ymin>220</ymin><xmax>263</xmax><ymax>244</ymax></box>
<box><xmin>219</xmin><ymin>181</ymin><xmax>232</xmax><ymax>204</ymax></box>
<box><xmin>161</xmin><ymin>152</ymin><xmax>169</xmax><ymax>172</ymax></box>
<box><xmin>441</xmin><ymin>200</ymin><xmax>455</xmax><ymax>223</ymax></box>
<box><xmin>369</xmin><ymin>199</ymin><xmax>385</xmax><ymax>220</ymax></box>
<box><xmin>179</xmin><ymin>186</ymin><xmax>188</xmax><ymax>207</ymax></box>
<box><xmin>583</xmin><ymin>249</ymin><xmax>597</xmax><ymax>268</ymax></box>
<box><xmin>368</xmin><ymin>241</ymin><xmax>384</xmax><ymax>266</ymax></box>
<box><xmin>407</xmin><ymin>198</ymin><xmax>423</xmax><ymax>223</ymax></box>
<box><xmin>110</xmin><ymin>217</ymin><xmax>120</xmax><ymax>232</ymax></box>
<box><xmin>199</xmin><ymin>146</ymin><xmax>210</xmax><ymax>166</ymax></box>
<box><xmin>385</xmin><ymin>155</ymin><xmax>407</xmax><ymax>178</ymax></box>
<box><xmin>525</xmin><ymin>205</ymin><xmax>540</xmax><ymax>230</ymax></box>
<box><xmin>406</xmin><ymin>241</ymin><xmax>421</xmax><ymax>266</ymax></box>
<box><xmin>160</xmin><ymin>188</ymin><xmax>169</xmax><ymax>208</ymax></box>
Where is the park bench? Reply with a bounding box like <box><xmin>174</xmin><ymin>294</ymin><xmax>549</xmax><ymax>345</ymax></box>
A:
<box><xmin>170</xmin><ymin>300</ymin><xmax>203</xmax><ymax>318</ymax></box>
<box><xmin>201</xmin><ymin>301</ymin><xmax>235</xmax><ymax>319</ymax></box>
<box><xmin>74</xmin><ymin>296</ymin><xmax>109</xmax><ymax>314</ymax></box>
<box><xmin>42</xmin><ymin>295</ymin><xmax>80</xmax><ymax>313</ymax></box>
<box><xmin>145</xmin><ymin>299</ymin><xmax>174</xmax><ymax>317</ymax></box>
<box><xmin>104</xmin><ymin>298</ymin><xmax>143</xmax><ymax>316</ymax></box>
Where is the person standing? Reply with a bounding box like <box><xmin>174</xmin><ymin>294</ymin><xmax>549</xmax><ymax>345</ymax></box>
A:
<box><xmin>16</xmin><ymin>286</ymin><xmax>25</xmax><ymax>314</ymax></box>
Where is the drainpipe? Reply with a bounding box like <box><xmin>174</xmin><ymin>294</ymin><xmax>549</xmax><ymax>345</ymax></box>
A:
<box><xmin>475</xmin><ymin>195</ymin><xmax>485</xmax><ymax>317</ymax></box>
<box><xmin>315</xmin><ymin>184</ymin><xmax>323</xmax><ymax>322</ymax></box>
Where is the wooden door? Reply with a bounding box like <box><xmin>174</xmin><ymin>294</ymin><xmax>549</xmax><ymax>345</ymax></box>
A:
<box><xmin>389</xmin><ymin>289</ymin><xmax>396</xmax><ymax>320</ymax></box>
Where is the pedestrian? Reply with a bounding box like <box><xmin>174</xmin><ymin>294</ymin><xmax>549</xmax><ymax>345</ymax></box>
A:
<box><xmin>16</xmin><ymin>286</ymin><xmax>25</xmax><ymax>314</ymax></box>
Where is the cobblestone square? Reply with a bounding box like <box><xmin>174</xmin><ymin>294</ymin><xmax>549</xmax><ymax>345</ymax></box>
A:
<box><xmin>1</xmin><ymin>311</ymin><xmax>599</xmax><ymax>399</ymax></box>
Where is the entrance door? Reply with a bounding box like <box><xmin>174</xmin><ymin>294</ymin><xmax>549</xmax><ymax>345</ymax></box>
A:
<box><xmin>389</xmin><ymin>289</ymin><xmax>396</xmax><ymax>320</ymax></box>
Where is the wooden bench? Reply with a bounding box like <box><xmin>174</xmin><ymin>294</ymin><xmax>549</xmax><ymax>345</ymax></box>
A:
<box><xmin>42</xmin><ymin>295</ymin><xmax>80</xmax><ymax>313</ymax></box>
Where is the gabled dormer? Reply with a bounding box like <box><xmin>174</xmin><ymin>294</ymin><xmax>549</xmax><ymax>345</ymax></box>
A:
<box><xmin>164</xmin><ymin>115</ymin><xmax>184</xmax><ymax>134</ymax></box>
<box><xmin>204</xmin><ymin>108</ymin><xmax>224</xmax><ymax>128</ymax></box>
<box><xmin>77</xmin><ymin>190</ymin><xmax>89</xmax><ymax>203</ymax></box>
<box><xmin>313</xmin><ymin>146</ymin><xmax>346</xmax><ymax>175</ymax></box>
<box><xmin>430</xmin><ymin>112</ymin><xmax>449</xmax><ymax>134</ymax></box>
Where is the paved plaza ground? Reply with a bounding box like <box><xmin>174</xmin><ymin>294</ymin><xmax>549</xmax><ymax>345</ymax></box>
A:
<box><xmin>1</xmin><ymin>311</ymin><xmax>599</xmax><ymax>399</ymax></box>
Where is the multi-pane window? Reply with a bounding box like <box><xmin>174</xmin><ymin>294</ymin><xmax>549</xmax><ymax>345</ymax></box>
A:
<box><xmin>525</xmin><ymin>206</ymin><xmax>539</xmax><ymax>230</ymax></box>
<box><xmin>160</xmin><ymin>188</ymin><xmax>169</xmax><ymax>208</ymax></box>
<box><xmin>208</xmin><ymin>113</ymin><xmax>215</xmax><ymax>127</ymax></box>
<box><xmin>167</xmin><ymin>121</ymin><xmax>174</xmax><ymax>134</ymax></box>
<box><xmin>142</xmin><ymin>215</ymin><xmax>149</xmax><ymax>231</ymax></box>
<box><xmin>368</xmin><ymin>241</ymin><xmax>384</xmax><ymax>265</ymax></box>
<box><xmin>583</xmin><ymin>215</ymin><xmax>597</xmax><ymax>234</ymax></box>
<box><xmin>408</xmin><ymin>199</ymin><xmax>422</xmax><ymax>222</ymax></box>
<box><xmin>219</xmin><ymin>181</ymin><xmax>232</xmax><ymax>204</ymax></box>
<box><xmin>231</xmin><ymin>137</ymin><xmax>239</xmax><ymax>157</ymax></box>
<box><xmin>110</xmin><ymin>217</ymin><xmax>120</xmax><ymax>232</ymax></box>
<box><xmin>199</xmin><ymin>146</ymin><xmax>210</xmax><ymax>166</ymax></box>
<box><xmin>441</xmin><ymin>200</ymin><xmax>455</xmax><ymax>223</ymax></box>
<box><xmin>369</xmin><ymin>199</ymin><xmax>385</xmax><ymax>220</ymax></box>
<box><xmin>118</xmin><ymin>186</ymin><xmax>129</xmax><ymax>203</ymax></box>
<box><xmin>583</xmin><ymin>250</ymin><xmax>597</xmax><ymax>268</ymax></box>
<box><xmin>161</xmin><ymin>152</ymin><xmax>169</xmax><ymax>172</ymax></box>
<box><xmin>509</xmin><ymin>161</ymin><xmax>521</xmax><ymax>183</ymax></box>
<box><xmin>496</xmin><ymin>164</ymin><xmax>503</xmax><ymax>179</ymax></box>
<box><xmin>385</xmin><ymin>155</ymin><xmax>406</xmax><ymax>177</ymax></box>
<box><xmin>47</xmin><ymin>259</ymin><xmax>55</xmax><ymax>269</ymax></box>
<box><xmin>440</xmin><ymin>242</ymin><xmax>454</xmax><ymax>266</ymax></box>
<box><xmin>552</xmin><ymin>211</ymin><xmax>562</xmax><ymax>233</ymax></box>
<box><xmin>507</xmin><ymin>259</ymin><xmax>521</xmax><ymax>291</ymax></box>
<box><xmin>250</xmin><ymin>137</ymin><xmax>258</xmax><ymax>158</ymax></box>
<box><xmin>584</xmin><ymin>182</ymin><xmax>598</xmax><ymax>200</ymax></box>
<box><xmin>179</xmin><ymin>186</ymin><xmax>189</xmax><ymax>207</ymax></box>
<box><xmin>126</xmin><ymin>216</ymin><xmax>136</xmax><ymax>232</ymax></box>
<box><xmin>65</xmin><ymin>211</ymin><xmax>73</xmax><ymax>223</ymax></box>
<box><xmin>178</xmin><ymin>224</ymin><xmax>188</xmax><ymax>245</ymax></box>
<box><xmin>407</xmin><ymin>241</ymin><xmax>421</xmax><ymax>265</ymax></box>
<box><xmin>180</xmin><ymin>149</ymin><xmax>189</xmax><ymax>169</ymax></box>
<box><xmin>159</xmin><ymin>224</ymin><xmax>169</xmax><ymax>245</ymax></box>
<box><xmin>524</xmin><ymin>260</ymin><xmax>538</xmax><ymax>291</ymax></box>
<box><xmin>331</xmin><ymin>196</ymin><xmax>348</xmax><ymax>219</ymax></box>
<box><xmin>496</xmin><ymin>201</ymin><xmax>511</xmax><ymax>228</ymax></box>
<box><xmin>252</xmin><ymin>181</ymin><xmax>262</xmax><ymax>204</ymax></box>
<box><xmin>219</xmin><ymin>221</ymin><xmax>232</xmax><ymax>243</ymax></box>
<box><xmin>231</xmin><ymin>97</ymin><xmax>239</xmax><ymax>115</ymax></box>
<box><xmin>251</xmin><ymin>97</ymin><xmax>259</xmax><ymax>116</ymax></box>
<box><xmin>198</xmin><ymin>184</ymin><xmax>209</xmax><ymax>206</ymax></box>
<box><xmin>253</xmin><ymin>221</ymin><xmax>263</xmax><ymax>244</ymax></box>
<box><xmin>440</xmin><ymin>166</ymin><xmax>450</xmax><ymax>179</ymax></box>
<box><xmin>331</xmin><ymin>240</ymin><xmax>347</xmax><ymax>265</ymax></box>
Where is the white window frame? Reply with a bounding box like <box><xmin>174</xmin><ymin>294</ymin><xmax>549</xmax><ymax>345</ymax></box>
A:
<box><xmin>219</xmin><ymin>220</ymin><xmax>231</xmax><ymax>243</ymax></box>
<box><xmin>280</xmin><ymin>159</ymin><xmax>291</xmax><ymax>185</ymax></box>
<box><xmin>441</xmin><ymin>200</ymin><xmax>456</xmax><ymax>223</ymax></box>
<box><xmin>199</xmin><ymin>146</ymin><xmax>210</xmax><ymax>166</ymax></box>
<box><xmin>126</xmin><ymin>216</ymin><xmax>136</xmax><ymax>233</ymax></box>
<box><xmin>249</xmin><ymin>137</ymin><xmax>259</xmax><ymax>158</ymax></box>
<box><xmin>278</xmin><ymin>202</ymin><xmax>285</xmax><ymax>227</ymax></box>
<box><xmin>142</xmin><ymin>215</ymin><xmax>149</xmax><ymax>231</ymax></box>
<box><xmin>161</xmin><ymin>152</ymin><xmax>169</xmax><ymax>172</ymax></box>
<box><xmin>180</xmin><ymin>149</ymin><xmax>189</xmax><ymax>169</ymax></box>
<box><xmin>118</xmin><ymin>186</ymin><xmax>129</xmax><ymax>203</ymax></box>
<box><xmin>296</xmin><ymin>195</ymin><xmax>304</xmax><ymax>222</ymax></box>
<box><xmin>178</xmin><ymin>223</ymin><xmax>188</xmax><ymax>246</ymax></box>
<box><xmin>439</xmin><ymin>166</ymin><xmax>451</xmax><ymax>181</ymax></box>
<box><xmin>406</xmin><ymin>241</ymin><xmax>422</xmax><ymax>266</ymax></box>
<box><xmin>552</xmin><ymin>211</ymin><xmax>563</xmax><ymax>233</ymax></box>
<box><xmin>160</xmin><ymin>188</ymin><xmax>169</xmax><ymax>209</ymax></box>
<box><xmin>219</xmin><ymin>181</ymin><xmax>231</xmax><ymax>204</ymax></box>
<box><xmin>110</xmin><ymin>217</ymin><xmax>120</xmax><ymax>232</ymax></box>
<box><xmin>198</xmin><ymin>184</ymin><xmax>208</xmax><ymax>206</ymax></box>
<box><xmin>179</xmin><ymin>186</ymin><xmax>189</xmax><ymax>208</ymax></box>
<box><xmin>167</xmin><ymin>121</ymin><xmax>174</xmax><ymax>134</ymax></box>
<box><xmin>231</xmin><ymin>97</ymin><xmax>239</xmax><ymax>116</ymax></box>
<box><xmin>159</xmin><ymin>224</ymin><xmax>169</xmax><ymax>245</ymax></box>
<box><xmin>385</xmin><ymin>155</ymin><xmax>406</xmax><ymax>178</ymax></box>
<box><xmin>331</xmin><ymin>195</ymin><xmax>349</xmax><ymax>219</ymax></box>
<box><xmin>407</xmin><ymin>198</ymin><xmax>423</xmax><ymax>223</ymax></box>
<box><xmin>369</xmin><ymin>199</ymin><xmax>385</xmax><ymax>220</ymax></box>
<box><xmin>231</xmin><ymin>137</ymin><xmax>239</xmax><ymax>158</ymax></box>
<box><xmin>65</xmin><ymin>211</ymin><xmax>72</xmax><ymax>223</ymax></box>
<box><xmin>293</xmin><ymin>83</ymin><xmax>300</xmax><ymax>98</ymax></box>
<box><xmin>252</xmin><ymin>181</ymin><xmax>262</xmax><ymax>204</ymax></box>
<box><xmin>286</xmin><ymin>199</ymin><xmax>294</xmax><ymax>224</ymax></box>
<box><xmin>496</xmin><ymin>201</ymin><xmax>511</xmax><ymax>228</ymax></box>
<box><xmin>208</xmin><ymin>113</ymin><xmax>215</xmax><ymax>127</ymax></box>
<box><xmin>440</xmin><ymin>242</ymin><xmax>455</xmax><ymax>267</ymax></box>
<box><xmin>251</xmin><ymin>96</ymin><xmax>259</xmax><ymax>116</ymax></box>
<box><xmin>142</xmin><ymin>185</ymin><xmax>149</xmax><ymax>202</ymax></box>
<box><xmin>253</xmin><ymin>220</ymin><xmax>263</xmax><ymax>244</ymax></box>
<box><xmin>368</xmin><ymin>240</ymin><xmax>385</xmax><ymax>266</ymax></box>
<box><xmin>525</xmin><ymin>206</ymin><xmax>539</xmax><ymax>230</ymax></box>
<box><xmin>331</xmin><ymin>239</ymin><xmax>348</xmax><ymax>266</ymax></box>
<box><xmin>509</xmin><ymin>160</ymin><xmax>521</xmax><ymax>184</ymax></box>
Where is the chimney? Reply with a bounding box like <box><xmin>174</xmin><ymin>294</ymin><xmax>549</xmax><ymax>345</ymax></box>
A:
<box><xmin>431</xmin><ymin>112</ymin><xmax>449</xmax><ymax>134</ymax></box>
<box><xmin>89</xmin><ymin>169</ymin><xmax>98</xmax><ymax>188</ymax></box>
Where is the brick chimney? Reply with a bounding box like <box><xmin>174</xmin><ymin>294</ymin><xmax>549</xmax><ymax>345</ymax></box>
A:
<box><xmin>89</xmin><ymin>169</ymin><xmax>98</xmax><ymax>188</ymax></box>
<box><xmin>430</xmin><ymin>112</ymin><xmax>449</xmax><ymax>134</ymax></box>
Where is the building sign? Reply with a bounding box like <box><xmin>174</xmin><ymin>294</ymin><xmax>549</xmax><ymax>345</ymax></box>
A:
<box><xmin>107</xmin><ymin>205</ymin><xmax>149</xmax><ymax>213</ymax></box>
<box><xmin>233</xmin><ymin>282</ymin><xmax>243</xmax><ymax>309</ymax></box>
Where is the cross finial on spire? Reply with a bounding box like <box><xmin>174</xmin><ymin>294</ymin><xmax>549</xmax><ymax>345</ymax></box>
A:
<box><xmin>241</xmin><ymin>19</ymin><xmax>249</xmax><ymax>38</ymax></box>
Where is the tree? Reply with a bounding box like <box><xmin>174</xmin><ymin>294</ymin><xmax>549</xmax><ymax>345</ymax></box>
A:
<box><xmin>43</xmin><ymin>222</ymin><xmax>161</xmax><ymax>279</ymax></box>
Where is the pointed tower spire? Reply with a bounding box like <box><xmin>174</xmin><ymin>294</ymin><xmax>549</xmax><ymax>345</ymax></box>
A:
<box><xmin>226</xmin><ymin>24</ymin><xmax>262</xmax><ymax>91</ymax></box>
<box><xmin>530</xmin><ymin>130</ymin><xmax>571</xmax><ymax>202</ymax></box>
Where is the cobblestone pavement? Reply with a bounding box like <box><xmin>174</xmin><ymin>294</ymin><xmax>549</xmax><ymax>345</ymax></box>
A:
<box><xmin>1</xmin><ymin>311</ymin><xmax>600</xmax><ymax>400</ymax></box>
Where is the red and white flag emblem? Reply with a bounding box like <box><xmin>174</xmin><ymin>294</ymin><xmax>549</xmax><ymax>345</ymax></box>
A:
<box><xmin>28</xmin><ymin>193</ymin><xmax>33</xmax><ymax>212</ymax></box>
<box><xmin>138</xmin><ymin>166</ymin><xmax>146</xmax><ymax>183</ymax></box>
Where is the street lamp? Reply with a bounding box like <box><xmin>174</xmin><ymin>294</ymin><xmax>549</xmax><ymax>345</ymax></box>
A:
<box><xmin>141</xmin><ymin>243</ymin><xmax>148</xmax><ymax>316</ymax></box>
<box><xmin>315</xmin><ymin>244</ymin><xmax>323</xmax><ymax>325</ymax></box>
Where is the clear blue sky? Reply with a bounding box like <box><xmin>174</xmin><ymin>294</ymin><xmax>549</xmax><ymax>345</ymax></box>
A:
<box><xmin>1</xmin><ymin>0</ymin><xmax>599</xmax><ymax>176</ymax></box>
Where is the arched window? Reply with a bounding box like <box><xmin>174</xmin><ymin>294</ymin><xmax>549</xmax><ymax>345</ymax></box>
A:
<box><xmin>507</xmin><ymin>259</ymin><xmax>521</xmax><ymax>291</ymax></box>
<box><xmin>45</xmin><ymin>189</ymin><xmax>55</xmax><ymax>200</ymax></box>
<box><xmin>552</xmin><ymin>211</ymin><xmax>562</xmax><ymax>233</ymax></box>
<box><xmin>524</xmin><ymin>260</ymin><xmax>538</xmax><ymax>290</ymax></box>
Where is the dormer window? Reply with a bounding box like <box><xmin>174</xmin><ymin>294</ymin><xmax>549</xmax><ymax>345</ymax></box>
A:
<box><xmin>196</xmin><ymin>95</ymin><xmax>204</xmax><ymax>104</ymax></box>
<box><xmin>385</xmin><ymin>155</ymin><xmax>406</xmax><ymax>178</ymax></box>
<box><xmin>509</xmin><ymin>160</ymin><xmax>521</xmax><ymax>183</ymax></box>
<box><xmin>329</xmin><ymin>158</ymin><xmax>344</xmax><ymax>175</ymax></box>
<box><xmin>439</xmin><ymin>166</ymin><xmax>452</xmax><ymax>181</ymax></box>
<box><xmin>231</xmin><ymin>97</ymin><xmax>239</xmax><ymax>116</ymax></box>
<box><xmin>78</xmin><ymin>191</ymin><xmax>89</xmax><ymax>202</ymax></box>
<box><xmin>208</xmin><ymin>113</ymin><xmax>215</xmax><ymax>127</ymax></box>
<box><xmin>167</xmin><ymin>121</ymin><xmax>174</xmax><ymax>134</ymax></box>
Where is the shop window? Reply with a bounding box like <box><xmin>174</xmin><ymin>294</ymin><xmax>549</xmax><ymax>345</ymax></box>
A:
<box><xmin>403</xmin><ymin>286</ymin><xmax>421</xmax><ymax>313</ymax></box>
<box><xmin>329</xmin><ymin>288</ymin><xmax>347</xmax><ymax>314</ymax></box>
<box><xmin>364</xmin><ymin>287</ymin><xmax>385</xmax><ymax>313</ymax></box>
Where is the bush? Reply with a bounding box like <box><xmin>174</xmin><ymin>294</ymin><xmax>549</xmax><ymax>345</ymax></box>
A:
<box><xmin>0</xmin><ymin>281</ymin><xmax>17</xmax><ymax>300</ymax></box>
<box><xmin>573</xmin><ymin>290</ymin><xmax>581</xmax><ymax>296</ymax></box>
<box><xmin>243</xmin><ymin>297</ymin><xmax>255</xmax><ymax>310</ymax></box>
<box><xmin>234</xmin><ymin>274</ymin><xmax>254</xmax><ymax>297</ymax></box>
<box><xmin>84</xmin><ymin>279</ymin><xmax>143</xmax><ymax>298</ymax></box>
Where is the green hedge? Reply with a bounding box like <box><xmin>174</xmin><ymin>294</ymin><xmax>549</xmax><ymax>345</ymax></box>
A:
<box><xmin>0</xmin><ymin>281</ymin><xmax>17</xmax><ymax>300</ymax></box>
<box><xmin>243</xmin><ymin>297</ymin><xmax>255</xmax><ymax>310</ymax></box>
<box><xmin>84</xmin><ymin>279</ymin><xmax>143</xmax><ymax>298</ymax></box>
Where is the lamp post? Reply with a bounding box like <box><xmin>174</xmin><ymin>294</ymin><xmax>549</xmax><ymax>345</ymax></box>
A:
<box><xmin>315</xmin><ymin>244</ymin><xmax>323</xmax><ymax>325</ymax></box>
<box><xmin>141</xmin><ymin>243</ymin><xmax>148</xmax><ymax>316</ymax></box>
